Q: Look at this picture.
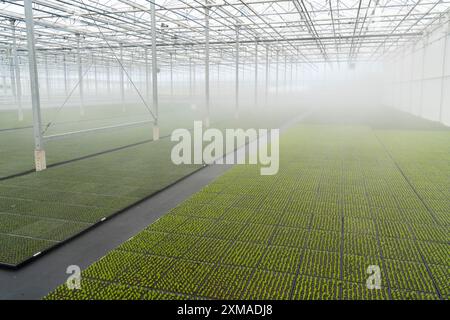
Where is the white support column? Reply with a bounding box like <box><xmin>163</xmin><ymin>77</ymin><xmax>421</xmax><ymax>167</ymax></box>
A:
<box><xmin>276</xmin><ymin>49</ymin><xmax>279</xmax><ymax>95</ymax></box>
<box><xmin>193</xmin><ymin>60</ymin><xmax>196</xmax><ymax>97</ymax></box>
<box><xmin>409</xmin><ymin>45</ymin><xmax>414</xmax><ymax>114</ymax></box>
<box><xmin>11</xmin><ymin>20</ymin><xmax>23</xmax><ymax>121</ymax></box>
<box><xmin>24</xmin><ymin>0</ymin><xmax>46</xmax><ymax>171</ymax></box>
<box><xmin>145</xmin><ymin>47</ymin><xmax>150</xmax><ymax>103</ymax></box>
<box><xmin>419</xmin><ymin>34</ymin><xmax>428</xmax><ymax>117</ymax></box>
<box><xmin>119</xmin><ymin>43</ymin><xmax>125</xmax><ymax>112</ymax></box>
<box><xmin>85</xmin><ymin>54</ymin><xmax>90</xmax><ymax>93</ymax></box>
<box><xmin>128</xmin><ymin>53</ymin><xmax>133</xmax><ymax>91</ymax></box>
<box><xmin>44</xmin><ymin>54</ymin><xmax>50</xmax><ymax>100</ymax></box>
<box><xmin>217</xmin><ymin>62</ymin><xmax>220</xmax><ymax>84</ymax></box>
<box><xmin>170</xmin><ymin>52</ymin><xmax>174</xmax><ymax>98</ymax></box>
<box><xmin>265</xmin><ymin>45</ymin><xmax>269</xmax><ymax>106</ymax></box>
<box><xmin>205</xmin><ymin>5</ymin><xmax>211</xmax><ymax>127</ymax></box>
<box><xmin>189</xmin><ymin>56</ymin><xmax>193</xmax><ymax>98</ymax></box>
<box><xmin>296</xmin><ymin>47</ymin><xmax>299</xmax><ymax>89</ymax></box>
<box><xmin>284</xmin><ymin>53</ymin><xmax>287</xmax><ymax>89</ymax></box>
<box><xmin>76</xmin><ymin>34</ymin><xmax>84</xmax><ymax>116</ymax></box>
<box><xmin>150</xmin><ymin>1</ymin><xmax>159</xmax><ymax>140</ymax></box>
<box><xmin>289</xmin><ymin>57</ymin><xmax>293</xmax><ymax>92</ymax></box>
<box><xmin>2</xmin><ymin>65</ymin><xmax>7</xmax><ymax>95</ymax></box>
<box><xmin>9</xmin><ymin>47</ymin><xmax>17</xmax><ymax>103</ymax></box>
<box><xmin>93</xmin><ymin>54</ymin><xmax>98</xmax><ymax>96</ymax></box>
<box><xmin>63</xmin><ymin>53</ymin><xmax>68</xmax><ymax>96</ymax></box>
<box><xmin>301</xmin><ymin>63</ymin><xmax>305</xmax><ymax>88</ymax></box>
<box><xmin>235</xmin><ymin>25</ymin><xmax>240</xmax><ymax>119</ymax></box>
<box><xmin>106</xmin><ymin>58</ymin><xmax>111</xmax><ymax>93</ymax></box>
<box><xmin>254</xmin><ymin>39</ymin><xmax>258</xmax><ymax>107</ymax></box>
<box><xmin>439</xmin><ymin>20</ymin><xmax>449</xmax><ymax>122</ymax></box>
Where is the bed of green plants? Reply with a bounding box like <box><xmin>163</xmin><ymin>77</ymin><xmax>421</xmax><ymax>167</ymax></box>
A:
<box><xmin>45</xmin><ymin>112</ymin><xmax>449</xmax><ymax>300</ymax></box>
<box><xmin>0</xmin><ymin>105</ymin><xmax>302</xmax><ymax>266</ymax></box>
<box><xmin>0</xmin><ymin>103</ymin><xmax>206</xmax><ymax>178</ymax></box>
<box><xmin>0</xmin><ymin>103</ymin><xmax>300</xmax><ymax>179</ymax></box>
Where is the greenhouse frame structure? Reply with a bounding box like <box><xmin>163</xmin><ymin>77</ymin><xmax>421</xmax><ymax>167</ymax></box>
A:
<box><xmin>0</xmin><ymin>0</ymin><xmax>449</xmax><ymax>303</ymax></box>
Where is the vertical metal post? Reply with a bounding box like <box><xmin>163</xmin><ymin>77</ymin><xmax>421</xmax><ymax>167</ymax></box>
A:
<box><xmin>24</xmin><ymin>0</ymin><xmax>46</xmax><ymax>171</ymax></box>
<box><xmin>9</xmin><ymin>47</ymin><xmax>16</xmax><ymax>102</ymax></box>
<box><xmin>63</xmin><ymin>53</ymin><xmax>68</xmax><ymax>96</ymax></box>
<box><xmin>11</xmin><ymin>20</ymin><xmax>23</xmax><ymax>121</ymax></box>
<box><xmin>408</xmin><ymin>45</ymin><xmax>414</xmax><ymax>113</ymax></box>
<box><xmin>265</xmin><ymin>45</ymin><xmax>269</xmax><ymax>106</ymax></box>
<box><xmin>254</xmin><ymin>39</ymin><xmax>258</xmax><ymax>107</ymax></box>
<box><xmin>419</xmin><ymin>34</ymin><xmax>428</xmax><ymax>117</ymax></box>
<box><xmin>189</xmin><ymin>56</ymin><xmax>192</xmax><ymax>98</ymax></box>
<box><xmin>290</xmin><ymin>57</ymin><xmax>293</xmax><ymax>92</ymax></box>
<box><xmin>193</xmin><ymin>61</ymin><xmax>196</xmax><ymax>96</ymax></box>
<box><xmin>276</xmin><ymin>49</ymin><xmax>279</xmax><ymax>95</ymax></box>
<box><xmin>145</xmin><ymin>47</ymin><xmax>150</xmax><ymax>103</ymax></box>
<box><xmin>235</xmin><ymin>25</ymin><xmax>240</xmax><ymax>119</ymax></box>
<box><xmin>205</xmin><ymin>6</ymin><xmax>210</xmax><ymax>127</ymax></box>
<box><xmin>396</xmin><ymin>48</ymin><xmax>404</xmax><ymax>111</ymax></box>
<box><xmin>2</xmin><ymin>66</ymin><xmax>7</xmax><ymax>95</ymax></box>
<box><xmin>296</xmin><ymin>48</ymin><xmax>299</xmax><ymax>89</ymax></box>
<box><xmin>284</xmin><ymin>53</ymin><xmax>287</xmax><ymax>90</ymax></box>
<box><xmin>44</xmin><ymin>54</ymin><xmax>50</xmax><ymax>100</ymax></box>
<box><xmin>128</xmin><ymin>53</ymin><xmax>132</xmax><ymax>91</ymax></box>
<box><xmin>93</xmin><ymin>54</ymin><xmax>98</xmax><ymax>96</ymax></box>
<box><xmin>119</xmin><ymin>43</ymin><xmax>125</xmax><ymax>112</ymax></box>
<box><xmin>76</xmin><ymin>34</ymin><xmax>84</xmax><ymax>116</ymax></box>
<box><xmin>150</xmin><ymin>1</ymin><xmax>159</xmax><ymax>140</ymax></box>
<box><xmin>439</xmin><ymin>21</ymin><xmax>449</xmax><ymax>122</ymax></box>
<box><xmin>170</xmin><ymin>52</ymin><xmax>174</xmax><ymax>98</ymax></box>
<box><xmin>217</xmin><ymin>62</ymin><xmax>220</xmax><ymax>83</ymax></box>
<box><xmin>85</xmin><ymin>54</ymin><xmax>90</xmax><ymax>93</ymax></box>
<box><xmin>106</xmin><ymin>58</ymin><xmax>111</xmax><ymax>93</ymax></box>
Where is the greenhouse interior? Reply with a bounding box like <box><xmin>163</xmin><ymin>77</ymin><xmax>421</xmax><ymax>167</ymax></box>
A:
<box><xmin>0</xmin><ymin>0</ymin><xmax>449</xmax><ymax>302</ymax></box>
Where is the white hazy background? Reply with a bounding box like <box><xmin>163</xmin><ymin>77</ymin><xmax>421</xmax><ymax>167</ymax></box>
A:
<box><xmin>0</xmin><ymin>20</ymin><xmax>449</xmax><ymax>126</ymax></box>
